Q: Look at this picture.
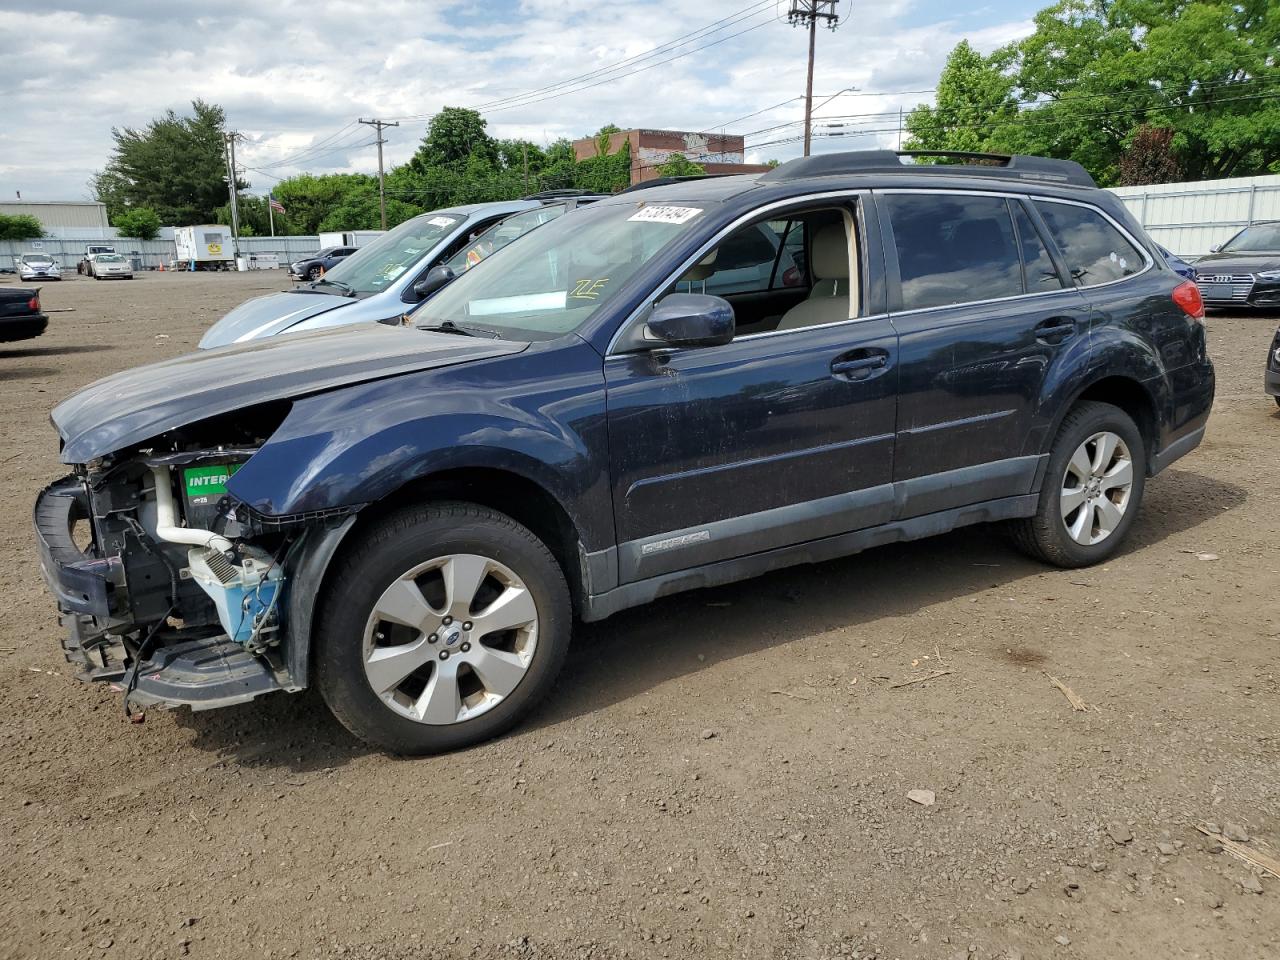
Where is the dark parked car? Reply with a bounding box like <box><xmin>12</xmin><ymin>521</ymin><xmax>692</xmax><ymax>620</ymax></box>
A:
<box><xmin>1266</xmin><ymin>327</ymin><xmax>1280</xmax><ymax>407</ymax></box>
<box><xmin>1</xmin><ymin>287</ymin><xmax>47</xmax><ymax>342</ymax></box>
<box><xmin>1193</xmin><ymin>220</ymin><xmax>1280</xmax><ymax>309</ymax></box>
<box><xmin>289</xmin><ymin>246</ymin><xmax>357</xmax><ymax>281</ymax></box>
<box><xmin>1157</xmin><ymin>244</ymin><xmax>1194</xmax><ymax>280</ymax></box>
<box><xmin>34</xmin><ymin>150</ymin><xmax>1214</xmax><ymax>754</ymax></box>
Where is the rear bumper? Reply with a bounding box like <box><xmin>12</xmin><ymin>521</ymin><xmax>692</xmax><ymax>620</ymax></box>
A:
<box><xmin>0</xmin><ymin>314</ymin><xmax>48</xmax><ymax>342</ymax></box>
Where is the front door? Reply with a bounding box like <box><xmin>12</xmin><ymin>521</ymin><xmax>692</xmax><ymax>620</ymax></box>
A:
<box><xmin>878</xmin><ymin>190</ymin><xmax>1089</xmax><ymax>518</ymax></box>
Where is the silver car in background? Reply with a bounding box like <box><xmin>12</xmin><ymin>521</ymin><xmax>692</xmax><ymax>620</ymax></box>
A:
<box><xmin>87</xmin><ymin>253</ymin><xmax>133</xmax><ymax>280</ymax></box>
<box><xmin>18</xmin><ymin>253</ymin><xmax>61</xmax><ymax>281</ymax></box>
<box><xmin>199</xmin><ymin>199</ymin><xmax>547</xmax><ymax>349</ymax></box>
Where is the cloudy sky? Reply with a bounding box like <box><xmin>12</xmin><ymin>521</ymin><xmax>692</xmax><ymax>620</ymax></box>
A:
<box><xmin>0</xmin><ymin>0</ymin><xmax>1039</xmax><ymax>202</ymax></box>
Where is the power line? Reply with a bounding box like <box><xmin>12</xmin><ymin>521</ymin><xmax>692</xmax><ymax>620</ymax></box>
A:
<box><xmin>462</xmin><ymin>0</ymin><xmax>778</xmax><ymax>114</ymax></box>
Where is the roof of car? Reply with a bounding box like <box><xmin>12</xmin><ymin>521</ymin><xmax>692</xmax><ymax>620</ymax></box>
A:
<box><xmin>430</xmin><ymin>199</ymin><xmax>541</xmax><ymax>218</ymax></box>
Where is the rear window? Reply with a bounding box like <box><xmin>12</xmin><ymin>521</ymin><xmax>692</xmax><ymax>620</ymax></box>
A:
<box><xmin>1033</xmin><ymin>201</ymin><xmax>1144</xmax><ymax>286</ymax></box>
<box><xmin>885</xmin><ymin>194</ymin><xmax>1023</xmax><ymax>310</ymax></box>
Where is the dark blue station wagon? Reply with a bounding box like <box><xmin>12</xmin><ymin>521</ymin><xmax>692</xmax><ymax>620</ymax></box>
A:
<box><xmin>35</xmin><ymin>151</ymin><xmax>1214</xmax><ymax>754</ymax></box>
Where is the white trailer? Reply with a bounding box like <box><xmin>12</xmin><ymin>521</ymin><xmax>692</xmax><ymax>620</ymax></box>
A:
<box><xmin>174</xmin><ymin>225</ymin><xmax>235</xmax><ymax>270</ymax></box>
<box><xmin>318</xmin><ymin>230</ymin><xmax>384</xmax><ymax>249</ymax></box>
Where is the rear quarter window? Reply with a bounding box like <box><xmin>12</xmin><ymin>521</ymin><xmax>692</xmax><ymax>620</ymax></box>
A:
<box><xmin>1033</xmin><ymin>201</ymin><xmax>1145</xmax><ymax>286</ymax></box>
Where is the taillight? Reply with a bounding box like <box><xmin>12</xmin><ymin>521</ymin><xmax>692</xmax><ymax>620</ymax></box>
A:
<box><xmin>27</xmin><ymin>296</ymin><xmax>40</xmax><ymax>312</ymax></box>
<box><xmin>1172</xmin><ymin>280</ymin><xmax>1203</xmax><ymax>322</ymax></box>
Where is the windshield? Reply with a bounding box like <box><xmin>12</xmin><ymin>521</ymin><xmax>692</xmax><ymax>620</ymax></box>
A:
<box><xmin>444</xmin><ymin>206</ymin><xmax>566</xmax><ymax>273</ymax></box>
<box><xmin>23</xmin><ymin>255</ymin><xmax>52</xmax><ymax>264</ymax></box>
<box><xmin>417</xmin><ymin>200</ymin><xmax>712</xmax><ymax>341</ymax></box>
<box><xmin>317</xmin><ymin>212</ymin><xmax>463</xmax><ymax>296</ymax></box>
<box><xmin>96</xmin><ymin>254</ymin><xmax>125</xmax><ymax>262</ymax></box>
<box><xmin>1222</xmin><ymin>222</ymin><xmax>1280</xmax><ymax>253</ymax></box>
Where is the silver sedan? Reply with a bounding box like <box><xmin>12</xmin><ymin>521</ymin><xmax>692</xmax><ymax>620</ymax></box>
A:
<box><xmin>18</xmin><ymin>253</ymin><xmax>61</xmax><ymax>281</ymax></box>
<box><xmin>88</xmin><ymin>253</ymin><xmax>133</xmax><ymax>280</ymax></box>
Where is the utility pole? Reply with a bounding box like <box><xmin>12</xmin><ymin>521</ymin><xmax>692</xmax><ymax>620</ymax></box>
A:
<box><xmin>788</xmin><ymin>1</ymin><xmax>841</xmax><ymax>157</ymax></box>
<box><xmin>359</xmin><ymin>118</ymin><xmax>400</xmax><ymax>230</ymax></box>
<box><xmin>522</xmin><ymin>142</ymin><xmax>529</xmax><ymax>194</ymax></box>
<box><xmin>223</xmin><ymin>131</ymin><xmax>242</xmax><ymax>263</ymax></box>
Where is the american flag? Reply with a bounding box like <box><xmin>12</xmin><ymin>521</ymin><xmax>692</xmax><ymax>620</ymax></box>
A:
<box><xmin>268</xmin><ymin>195</ymin><xmax>285</xmax><ymax>214</ymax></box>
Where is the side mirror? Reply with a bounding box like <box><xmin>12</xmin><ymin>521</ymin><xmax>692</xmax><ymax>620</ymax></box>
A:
<box><xmin>412</xmin><ymin>265</ymin><xmax>456</xmax><ymax>301</ymax></box>
<box><xmin>1209</xmin><ymin>243</ymin><xmax>1222</xmax><ymax>253</ymax></box>
<box><xmin>643</xmin><ymin>293</ymin><xmax>735</xmax><ymax>348</ymax></box>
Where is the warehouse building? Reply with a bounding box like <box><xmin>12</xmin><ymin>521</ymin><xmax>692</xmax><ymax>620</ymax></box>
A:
<box><xmin>0</xmin><ymin>200</ymin><xmax>114</xmax><ymax>240</ymax></box>
<box><xmin>572</xmin><ymin>129</ymin><xmax>772</xmax><ymax>185</ymax></box>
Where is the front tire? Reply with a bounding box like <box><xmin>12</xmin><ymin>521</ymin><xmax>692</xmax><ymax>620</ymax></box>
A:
<box><xmin>1010</xmin><ymin>401</ymin><xmax>1146</xmax><ymax>567</ymax></box>
<box><xmin>315</xmin><ymin>502</ymin><xmax>572</xmax><ymax>755</ymax></box>
<box><xmin>307</xmin><ymin>265</ymin><xmax>323</xmax><ymax>281</ymax></box>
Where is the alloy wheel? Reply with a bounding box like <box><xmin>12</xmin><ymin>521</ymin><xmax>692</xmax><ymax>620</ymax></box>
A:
<box><xmin>362</xmin><ymin>554</ymin><xmax>539</xmax><ymax>725</ymax></box>
<box><xmin>1060</xmin><ymin>431</ymin><xmax>1134</xmax><ymax>545</ymax></box>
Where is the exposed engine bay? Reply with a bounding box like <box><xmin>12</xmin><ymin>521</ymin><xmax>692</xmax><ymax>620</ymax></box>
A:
<box><xmin>34</xmin><ymin>406</ymin><xmax>353</xmax><ymax>713</ymax></box>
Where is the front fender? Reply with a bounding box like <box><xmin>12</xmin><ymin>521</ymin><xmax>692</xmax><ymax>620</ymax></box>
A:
<box><xmin>227</xmin><ymin>337</ymin><xmax>613</xmax><ymax>552</ymax></box>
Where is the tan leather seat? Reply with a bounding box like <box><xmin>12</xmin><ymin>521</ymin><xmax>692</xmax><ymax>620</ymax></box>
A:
<box><xmin>679</xmin><ymin>250</ymin><xmax>718</xmax><ymax>285</ymax></box>
<box><xmin>776</xmin><ymin>224</ymin><xmax>850</xmax><ymax>331</ymax></box>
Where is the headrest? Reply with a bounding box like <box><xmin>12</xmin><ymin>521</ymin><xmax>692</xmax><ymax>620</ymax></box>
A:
<box><xmin>680</xmin><ymin>249</ymin><xmax>718</xmax><ymax>282</ymax></box>
<box><xmin>811</xmin><ymin>223</ymin><xmax>849</xmax><ymax>280</ymax></box>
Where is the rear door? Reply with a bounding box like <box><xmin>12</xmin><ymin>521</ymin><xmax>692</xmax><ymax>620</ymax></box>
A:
<box><xmin>879</xmin><ymin>190</ymin><xmax>1090</xmax><ymax>518</ymax></box>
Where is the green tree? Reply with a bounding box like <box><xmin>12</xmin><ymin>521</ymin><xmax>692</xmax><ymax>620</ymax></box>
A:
<box><xmin>908</xmin><ymin>0</ymin><xmax>1280</xmax><ymax>185</ymax></box>
<box><xmin>904</xmin><ymin>40</ymin><xmax>1020</xmax><ymax>157</ymax></box>
<box><xmin>269</xmin><ymin>173</ymin><xmax>377</xmax><ymax>234</ymax></box>
<box><xmin>112</xmin><ymin>207</ymin><xmax>162</xmax><ymax>240</ymax></box>
<box><xmin>0</xmin><ymin>214</ymin><xmax>44</xmax><ymax>240</ymax></box>
<box><xmin>654</xmin><ymin>153</ymin><xmax>706</xmax><ymax>177</ymax></box>
<box><xmin>93</xmin><ymin>100</ymin><xmax>238</xmax><ymax>224</ymax></box>
<box><xmin>407</xmin><ymin>107</ymin><xmax>495</xmax><ymax>172</ymax></box>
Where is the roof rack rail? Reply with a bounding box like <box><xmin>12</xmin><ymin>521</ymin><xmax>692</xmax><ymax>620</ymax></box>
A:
<box><xmin>522</xmin><ymin>189</ymin><xmax>603</xmax><ymax>201</ymax></box>
<box><xmin>759</xmin><ymin>150</ymin><xmax>1096</xmax><ymax>188</ymax></box>
<box><xmin>614</xmin><ymin>174</ymin><xmax>729</xmax><ymax>195</ymax></box>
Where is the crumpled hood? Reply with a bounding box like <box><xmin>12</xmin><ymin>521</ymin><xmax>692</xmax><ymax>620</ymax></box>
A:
<box><xmin>54</xmin><ymin>324</ymin><xmax>527</xmax><ymax>463</ymax></box>
<box><xmin>1193</xmin><ymin>253</ymin><xmax>1280</xmax><ymax>275</ymax></box>
<box><xmin>198</xmin><ymin>290</ymin><xmax>354</xmax><ymax>349</ymax></box>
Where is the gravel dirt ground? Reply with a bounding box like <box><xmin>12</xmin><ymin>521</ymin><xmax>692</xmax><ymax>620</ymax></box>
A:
<box><xmin>0</xmin><ymin>272</ymin><xmax>1276</xmax><ymax>960</ymax></box>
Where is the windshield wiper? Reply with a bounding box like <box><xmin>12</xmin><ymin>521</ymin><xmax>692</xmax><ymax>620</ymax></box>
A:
<box><xmin>416</xmin><ymin>320</ymin><xmax>499</xmax><ymax>339</ymax></box>
<box><xmin>311</xmin><ymin>278</ymin><xmax>355</xmax><ymax>297</ymax></box>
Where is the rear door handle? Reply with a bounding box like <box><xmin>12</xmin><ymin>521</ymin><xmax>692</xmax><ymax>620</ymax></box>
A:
<box><xmin>1034</xmin><ymin>316</ymin><xmax>1079</xmax><ymax>344</ymax></box>
<box><xmin>831</xmin><ymin>353</ymin><xmax>888</xmax><ymax>379</ymax></box>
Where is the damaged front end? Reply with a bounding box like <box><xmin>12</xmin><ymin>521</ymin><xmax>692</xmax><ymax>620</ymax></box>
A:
<box><xmin>34</xmin><ymin>409</ymin><xmax>354</xmax><ymax>713</ymax></box>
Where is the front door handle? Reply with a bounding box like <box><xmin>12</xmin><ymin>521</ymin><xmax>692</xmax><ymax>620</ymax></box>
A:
<box><xmin>831</xmin><ymin>352</ymin><xmax>888</xmax><ymax>380</ymax></box>
<box><xmin>1035</xmin><ymin>316</ymin><xmax>1079</xmax><ymax>344</ymax></box>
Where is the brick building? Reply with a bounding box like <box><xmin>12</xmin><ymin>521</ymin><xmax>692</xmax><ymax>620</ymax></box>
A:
<box><xmin>571</xmin><ymin>129</ymin><xmax>773</xmax><ymax>186</ymax></box>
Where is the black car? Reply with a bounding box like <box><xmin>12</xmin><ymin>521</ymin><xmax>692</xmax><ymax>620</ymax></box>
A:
<box><xmin>1</xmin><ymin>287</ymin><xmax>47</xmax><ymax>342</ymax></box>
<box><xmin>289</xmin><ymin>246</ymin><xmax>357</xmax><ymax>281</ymax></box>
<box><xmin>33</xmin><ymin>150</ymin><xmax>1214</xmax><ymax>754</ymax></box>
<box><xmin>1266</xmin><ymin>327</ymin><xmax>1280</xmax><ymax>407</ymax></box>
<box><xmin>1193</xmin><ymin>220</ymin><xmax>1280</xmax><ymax>310</ymax></box>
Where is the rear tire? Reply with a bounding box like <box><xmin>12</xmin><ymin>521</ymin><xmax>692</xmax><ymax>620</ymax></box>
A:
<box><xmin>1010</xmin><ymin>401</ymin><xmax>1146</xmax><ymax>567</ymax></box>
<box><xmin>315</xmin><ymin>502</ymin><xmax>572</xmax><ymax>755</ymax></box>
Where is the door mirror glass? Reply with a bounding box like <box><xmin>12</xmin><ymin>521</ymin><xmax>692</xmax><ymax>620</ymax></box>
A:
<box><xmin>412</xmin><ymin>265</ymin><xmax>456</xmax><ymax>301</ymax></box>
<box><xmin>644</xmin><ymin>293</ymin><xmax>734</xmax><ymax>348</ymax></box>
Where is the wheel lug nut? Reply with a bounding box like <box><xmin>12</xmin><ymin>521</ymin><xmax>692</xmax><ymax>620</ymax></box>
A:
<box><xmin>460</xmin><ymin>642</ymin><xmax>471</xmax><ymax>652</ymax></box>
<box><xmin>439</xmin><ymin>650</ymin><xmax>450</xmax><ymax>660</ymax></box>
<box><xmin>428</xmin><ymin>633</ymin><xmax>438</xmax><ymax>643</ymax></box>
<box><xmin>442</xmin><ymin>616</ymin><xmax>453</xmax><ymax>626</ymax></box>
<box><xmin>462</xmin><ymin>621</ymin><xmax>472</xmax><ymax>631</ymax></box>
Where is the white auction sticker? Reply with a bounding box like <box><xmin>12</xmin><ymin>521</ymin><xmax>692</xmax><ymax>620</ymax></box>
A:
<box><xmin>428</xmin><ymin>216</ymin><xmax>457</xmax><ymax>227</ymax></box>
<box><xmin>628</xmin><ymin>205</ymin><xmax>703</xmax><ymax>225</ymax></box>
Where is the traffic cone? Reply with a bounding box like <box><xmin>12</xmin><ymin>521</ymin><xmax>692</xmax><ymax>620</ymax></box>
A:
<box><xmin>157</xmin><ymin>261</ymin><xmax>165</xmax><ymax>272</ymax></box>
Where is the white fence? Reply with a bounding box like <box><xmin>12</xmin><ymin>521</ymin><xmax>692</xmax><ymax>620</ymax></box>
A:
<box><xmin>1</xmin><ymin>235</ymin><xmax>327</xmax><ymax>271</ymax></box>
<box><xmin>1109</xmin><ymin>174</ymin><xmax>1280</xmax><ymax>259</ymax></box>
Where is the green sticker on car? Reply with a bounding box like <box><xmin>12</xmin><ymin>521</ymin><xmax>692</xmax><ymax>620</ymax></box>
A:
<box><xmin>183</xmin><ymin>463</ymin><xmax>241</xmax><ymax>506</ymax></box>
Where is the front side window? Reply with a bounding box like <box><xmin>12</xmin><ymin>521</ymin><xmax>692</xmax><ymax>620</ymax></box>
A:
<box><xmin>417</xmin><ymin>200</ymin><xmax>712</xmax><ymax>341</ymax></box>
<box><xmin>322</xmin><ymin>211</ymin><xmax>463</xmax><ymax>296</ymax></box>
<box><xmin>885</xmin><ymin>194</ymin><xmax>1023</xmax><ymax>310</ymax></box>
<box><xmin>1033</xmin><ymin>201</ymin><xmax>1144</xmax><ymax>286</ymax></box>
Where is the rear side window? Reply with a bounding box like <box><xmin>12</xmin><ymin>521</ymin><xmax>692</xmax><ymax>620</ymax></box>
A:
<box><xmin>885</xmin><ymin>194</ymin><xmax>1023</xmax><ymax>310</ymax></box>
<box><xmin>1033</xmin><ymin>201</ymin><xmax>1144</xmax><ymax>286</ymax></box>
<box><xmin>1013</xmin><ymin>203</ymin><xmax>1064</xmax><ymax>290</ymax></box>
